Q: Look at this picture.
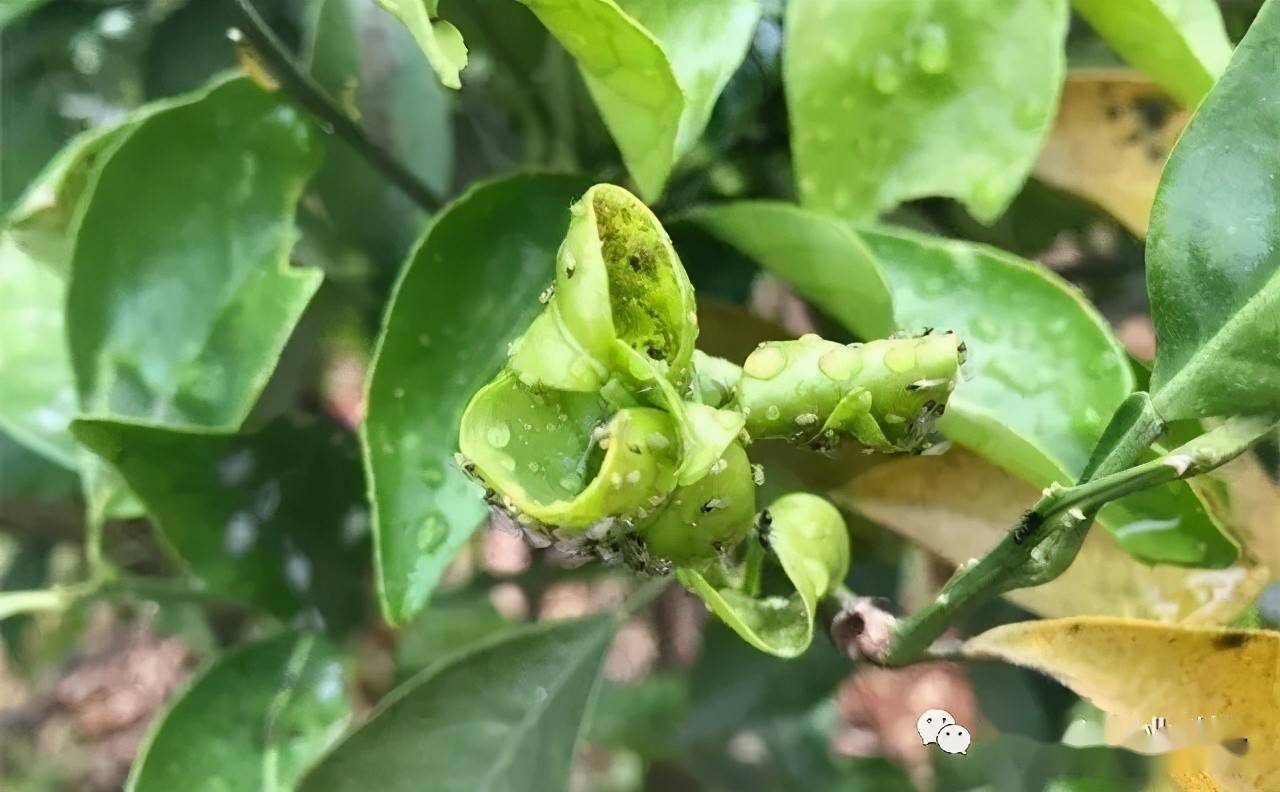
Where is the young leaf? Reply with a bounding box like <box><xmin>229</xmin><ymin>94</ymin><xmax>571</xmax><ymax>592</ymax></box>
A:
<box><xmin>678</xmin><ymin>493</ymin><xmax>849</xmax><ymax>658</ymax></box>
<box><xmin>521</xmin><ymin>0</ymin><xmax>759</xmax><ymax>200</ymax></box>
<box><xmin>363</xmin><ymin>173</ymin><xmax>591</xmax><ymax>625</ymax></box>
<box><xmin>1146</xmin><ymin>0</ymin><xmax>1280</xmax><ymax>421</ymax></box>
<box><xmin>374</xmin><ymin>0</ymin><xmax>468</xmax><ymax>89</ymax></box>
<box><xmin>838</xmin><ymin>449</ymin><xmax>1267</xmax><ymax>624</ymax></box>
<box><xmin>128</xmin><ymin>633</ymin><xmax>350</xmax><ymax>792</ymax></box>
<box><xmin>72</xmin><ymin>417</ymin><xmax>369</xmax><ymax>629</ymax></box>
<box><xmin>300</xmin><ymin>613</ymin><xmax>618</xmax><ymax>792</ymax></box>
<box><xmin>964</xmin><ymin>618</ymin><xmax>1280</xmax><ymax>790</ymax></box>
<box><xmin>784</xmin><ymin>0</ymin><xmax>1068</xmax><ymax>222</ymax></box>
<box><xmin>1071</xmin><ymin>0</ymin><xmax>1231</xmax><ymax>108</ymax></box>
<box><xmin>861</xmin><ymin>227</ymin><xmax>1236</xmax><ymax>566</ymax></box>
<box><xmin>1033</xmin><ymin>71</ymin><xmax>1189</xmax><ymax>237</ymax></box>
<box><xmin>68</xmin><ymin>76</ymin><xmax>323</xmax><ymax>428</ymax></box>
<box><xmin>685</xmin><ymin>202</ymin><xmax>896</xmax><ymax>340</ymax></box>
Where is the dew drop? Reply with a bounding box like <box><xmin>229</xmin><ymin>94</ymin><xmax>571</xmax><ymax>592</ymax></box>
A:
<box><xmin>559</xmin><ymin>475</ymin><xmax>579</xmax><ymax>491</ymax></box>
<box><xmin>487</xmin><ymin>421</ymin><xmax>511</xmax><ymax>449</ymax></box>
<box><xmin>818</xmin><ymin>346</ymin><xmax>862</xmax><ymax>381</ymax></box>
<box><xmin>498</xmin><ymin>453</ymin><xmax>517</xmax><ymax>472</ymax></box>
<box><xmin>872</xmin><ymin>55</ymin><xmax>903</xmax><ymax>95</ymax></box>
<box><xmin>916</xmin><ymin>24</ymin><xmax>950</xmax><ymax>74</ymax></box>
<box><xmin>417</xmin><ymin>513</ymin><xmax>448</xmax><ymax>552</ymax></box>
<box><xmin>883</xmin><ymin>343</ymin><xmax>916</xmax><ymax>373</ymax></box>
<box><xmin>743</xmin><ymin>344</ymin><xmax>787</xmax><ymax>380</ymax></box>
<box><xmin>766</xmin><ymin>405</ymin><xmax>781</xmax><ymax>421</ymax></box>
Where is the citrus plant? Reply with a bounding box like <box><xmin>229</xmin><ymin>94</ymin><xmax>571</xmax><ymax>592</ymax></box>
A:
<box><xmin>1</xmin><ymin>0</ymin><xmax>1278</xmax><ymax>790</ymax></box>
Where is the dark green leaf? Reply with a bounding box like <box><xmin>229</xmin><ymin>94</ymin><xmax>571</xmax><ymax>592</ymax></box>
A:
<box><xmin>394</xmin><ymin>591</ymin><xmax>515</xmax><ymax>678</ymax></box>
<box><xmin>686</xmin><ymin>202</ymin><xmax>896</xmax><ymax>340</ymax></box>
<box><xmin>521</xmin><ymin>0</ymin><xmax>759</xmax><ymax>200</ymax></box>
<box><xmin>784</xmin><ymin>0</ymin><xmax>1068</xmax><ymax>222</ymax></box>
<box><xmin>1072</xmin><ymin>0</ymin><xmax>1231</xmax><ymax>108</ymax></box>
<box><xmin>586</xmin><ymin>672</ymin><xmax>689</xmax><ymax>759</ymax></box>
<box><xmin>861</xmin><ymin>227</ymin><xmax>1234</xmax><ymax>566</ymax></box>
<box><xmin>300</xmin><ymin>613</ymin><xmax>617</xmax><ymax>792</ymax></box>
<box><xmin>128</xmin><ymin>633</ymin><xmax>350</xmax><ymax>792</ymax></box>
<box><xmin>363</xmin><ymin>173</ymin><xmax>591</xmax><ymax>625</ymax></box>
<box><xmin>68</xmin><ymin>76</ymin><xmax>322</xmax><ymax>428</ymax></box>
<box><xmin>72</xmin><ymin>416</ymin><xmax>368</xmax><ymax>628</ymax></box>
<box><xmin>1146</xmin><ymin>0</ymin><xmax>1280</xmax><ymax>421</ymax></box>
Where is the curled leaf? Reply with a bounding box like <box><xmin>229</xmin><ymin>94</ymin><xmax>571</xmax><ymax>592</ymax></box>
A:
<box><xmin>678</xmin><ymin>493</ymin><xmax>850</xmax><ymax>658</ymax></box>
<box><xmin>375</xmin><ymin>0</ymin><xmax>468</xmax><ymax>89</ymax></box>
<box><xmin>458</xmin><ymin>370</ymin><xmax>678</xmax><ymax>532</ymax></box>
<box><xmin>737</xmin><ymin>333</ymin><xmax>959</xmax><ymax>453</ymax></box>
<box><xmin>509</xmin><ymin>184</ymin><xmax>698</xmax><ymax>393</ymax></box>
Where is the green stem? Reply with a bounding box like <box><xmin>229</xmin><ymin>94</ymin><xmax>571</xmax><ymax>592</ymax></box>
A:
<box><xmin>228</xmin><ymin>0</ymin><xmax>443</xmax><ymax>213</ymax></box>
<box><xmin>879</xmin><ymin>394</ymin><xmax>1165</xmax><ymax>665</ymax></box>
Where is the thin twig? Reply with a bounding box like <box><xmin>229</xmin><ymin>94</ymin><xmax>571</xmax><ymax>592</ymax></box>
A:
<box><xmin>228</xmin><ymin>0</ymin><xmax>443</xmax><ymax>213</ymax></box>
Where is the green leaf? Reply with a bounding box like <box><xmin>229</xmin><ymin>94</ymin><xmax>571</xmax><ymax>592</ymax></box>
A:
<box><xmin>521</xmin><ymin>0</ymin><xmax>760</xmax><ymax>200</ymax></box>
<box><xmin>1072</xmin><ymin>0</ymin><xmax>1231</xmax><ymax>108</ymax></box>
<box><xmin>363</xmin><ymin>173</ymin><xmax>591</xmax><ymax>625</ymax></box>
<box><xmin>394</xmin><ymin>591</ymin><xmax>515</xmax><ymax>678</ymax></box>
<box><xmin>861</xmin><ymin>226</ymin><xmax>1235</xmax><ymax>566</ymax></box>
<box><xmin>300</xmin><ymin>613</ymin><xmax>618</xmax><ymax>792</ymax></box>
<box><xmin>375</xmin><ymin>0</ymin><xmax>468</xmax><ymax>89</ymax></box>
<box><xmin>128</xmin><ymin>633</ymin><xmax>350</xmax><ymax>792</ymax></box>
<box><xmin>68</xmin><ymin>76</ymin><xmax>323</xmax><ymax>429</ymax></box>
<box><xmin>678</xmin><ymin>493</ymin><xmax>849</xmax><ymax>658</ymax></box>
<box><xmin>72</xmin><ymin>417</ymin><xmax>368</xmax><ymax>627</ymax></box>
<box><xmin>0</xmin><ymin>106</ymin><xmax>168</xmax><ymax>467</ymax></box>
<box><xmin>685</xmin><ymin>202</ymin><xmax>896</xmax><ymax>340</ymax></box>
<box><xmin>1146</xmin><ymin>0</ymin><xmax>1280</xmax><ymax>421</ymax></box>
<box><xmin>784</xmin><ymin>0</ymin><xmax>1068</xmax><ymax>222</ymax></box>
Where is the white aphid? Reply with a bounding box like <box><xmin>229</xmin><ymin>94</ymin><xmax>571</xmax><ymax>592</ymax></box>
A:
<box><xmin>916</xmin><ymin>709</ymin><xmax>954</xmax><ymax>745</ymax></box>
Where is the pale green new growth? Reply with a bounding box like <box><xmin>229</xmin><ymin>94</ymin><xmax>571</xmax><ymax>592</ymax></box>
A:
<box><xmin>458</xmin><ymin>183</ymin><xmax>960</xmax><ymax>655</ymax></box>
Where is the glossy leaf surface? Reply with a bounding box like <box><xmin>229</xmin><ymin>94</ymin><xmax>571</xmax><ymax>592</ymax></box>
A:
<box><xmin>521</xmin><ymin>0</ymin><xmax>759</xmax><ymax>199</ymax></box>
<box><xmin>301</xmin><ymin>614</ymin><xmax>617</xmax><ymax>792</ymax></box>
<box><xmin>1147</xmin><ymin>0</ymin><xmax>1280</xmax><ymax>421</ymax></box>
<box><xmin>785</xmin><ymin>0</ymin><xmax>1068</xmax><ymax>222</ymax></box>
<box><xmin>67</xmin><ymin>77</ymin><xmax>323</xmax><ymax>429</ymax></box>
<box><xmin>129</xmin><ymin>633</ymin><xmax>350</xmax><ymax>792</ymax></box>
<box><xmin>364</xmin><ymin>173</ymin><xmax>591</xmax><ymax>624</ymax></box>
<box><xmin>73</xmin><ymin>417</ymin><xmax>368</xmax><ymax>627</ymax></box>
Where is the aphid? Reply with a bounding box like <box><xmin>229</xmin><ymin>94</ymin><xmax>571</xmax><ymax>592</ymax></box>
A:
<box><xmin>755</xmin><ymin>509</ymin><xmax>773</xmax><ymax>549</ymax></box>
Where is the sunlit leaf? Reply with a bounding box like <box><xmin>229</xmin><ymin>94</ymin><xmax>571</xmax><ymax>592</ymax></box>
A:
<box><xmin>73</xmin><ymin>416</ymin><xmax>368</xmax><ymax>628</ymax></box>
<box><xmin>964</xmin><ymin>617</ymin><xmax>1280</xmax><ymax>791</ymax></box>
<box><xmin>364</xmin><ymin>173</ymin><xmax>591</xmax><ymax>625</ymax></box>
<box><xmin>1146</xmin><ymin>0</ymin><xmax>1280</xmax><ymax>421</ymax></box>
<box><xmin>839</xmin><ymin>449</ymin><xmax>1266</xmax><ymax>624</ymax></box>
<box><xmin>1071</xmin><ymin>0</ymin><xmax>1231</xmax><ymax>108</ymax></box>
<box><xmin>784</xmin><ymin>0</ymin><xmax>1068</xmax><ymax>222</ymax></box>
<box><xmin>128</xmin><ymin>633</ymin><xmax>350</xmax><ymax>791</ymax></box>
<box><xmin>1034</xmin><ymin>70</ymin><xmax>1189</xmax><ymax>237</ymax></box>
<box><xmin>300</xmin><ymin>613</ymin><xmax>618</xmax><ymax>791</ymax></box>
<box><xmin>521</xmin><ymin>0</ymin><xmax>759</xmax><ymax>200</ymax></box>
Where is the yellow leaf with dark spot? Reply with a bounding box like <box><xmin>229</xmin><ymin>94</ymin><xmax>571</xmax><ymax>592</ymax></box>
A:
<box><xmin>964</xmin><ymin>618</ymin><xmax>1280</xmax><ymax>791</ymax></box>
<box><xmin>1035</xmin><ymin>70</ymin><xmax>1189</xmax><ymax>237</ymax></box>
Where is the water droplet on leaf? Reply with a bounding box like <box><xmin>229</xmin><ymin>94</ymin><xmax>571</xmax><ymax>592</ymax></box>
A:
<box><xmin>744</xmin><ymin>344</ymin><xmax>787</xmax><ymax>380</ymax></box>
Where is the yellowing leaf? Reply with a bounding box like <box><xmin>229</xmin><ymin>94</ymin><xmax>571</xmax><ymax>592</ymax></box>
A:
<box><xmin>836</xmin><ymin>449</ymin><xmax>1268</xmax><ymax>624</ymax></box>
<box><xmin>1035</xmin><ymin>70</ymin><xmax>1189</xmax><ymax>237</ymax></box>
<box><xmin>964</xmin><ymin>618</ymin><xmax>1280</xmax><ymax>791</ymax></box>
